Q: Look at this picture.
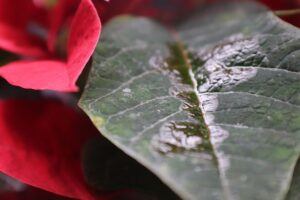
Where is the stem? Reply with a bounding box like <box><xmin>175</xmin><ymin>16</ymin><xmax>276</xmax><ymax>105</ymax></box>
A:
<box><xmin>274</xmin><ymin>8</ymin><xmax>300</xmax><ymax>17</ymax></box>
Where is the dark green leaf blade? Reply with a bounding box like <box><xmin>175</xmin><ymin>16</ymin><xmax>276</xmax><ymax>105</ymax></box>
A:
<box><xmin>80</xmin><ymin>1</ymin><xmax>300</xmax><ymax>200</ymax></box>
<box><xmin>179</xmin><ymin>1</ymin><xmax>300</xmax><ymax>200</ymax></box>
<box><xmin>80</xmin><ymin>16</ymin><xmax>223</xmax><ymax>200</ymax></box>
<box><xmin>286</xmin><ymin>158</ymin><xmax>300</xmax><ymax>200</ymax></box>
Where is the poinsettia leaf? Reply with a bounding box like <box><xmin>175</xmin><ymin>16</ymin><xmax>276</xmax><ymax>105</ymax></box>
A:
<box><xmin>286</xmin><ymin>158</ymin><xmax>300</xmax><ymax>200</ymax></box>
<box><xmin>80</xmin><ymin>1</ymin><xmax>300</xmax><ymax>200</ymax></box>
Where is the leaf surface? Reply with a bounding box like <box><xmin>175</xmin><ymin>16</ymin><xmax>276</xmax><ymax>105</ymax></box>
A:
<box><xmin>286</xmin><ymin>158</ymin><xmax>300</xmax><ymax>200</ymax></box>
<box><xmin>80</xmin><ymin>1</ymin><xmax>300</xmax><ymax>199</ymax></box>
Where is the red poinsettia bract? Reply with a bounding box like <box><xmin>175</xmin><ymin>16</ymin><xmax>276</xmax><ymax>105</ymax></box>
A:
<box><xmin>0</xmin><ymin>99</ymin><xmax>101</xmax><ymax>199</ymax></box>
<box><xmin>0</xmin><ymin>0</ymin><xmax>101</xmax><ymax>92</ymax></box>
<box><xmin>0</xmin><ymin>98</ymin><xmax>140</xmax><ymax>200</ymax></box>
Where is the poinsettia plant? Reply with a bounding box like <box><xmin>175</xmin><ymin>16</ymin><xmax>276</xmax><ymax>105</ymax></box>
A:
<box><xmin>0</xmin><ymin>0</ymin><xmax>300</xmax><ymax>200</ymax></box>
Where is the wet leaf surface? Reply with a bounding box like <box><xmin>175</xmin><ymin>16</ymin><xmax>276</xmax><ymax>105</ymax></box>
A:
<box><xmin>80</xmin><ymin>1</ymin><xmax>300</xmax><ymax>200</ymax></box>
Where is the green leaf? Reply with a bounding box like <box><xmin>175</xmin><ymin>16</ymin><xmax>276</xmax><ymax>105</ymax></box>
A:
<box><xmin>79</xmin><ymin>1</ymin><xmax>300</xmax><ymax>200</ymax></box>
<box><xmin>286</xmin><ymin>158</ymin><xmax>300</xmax><ymax>200</ymax></box>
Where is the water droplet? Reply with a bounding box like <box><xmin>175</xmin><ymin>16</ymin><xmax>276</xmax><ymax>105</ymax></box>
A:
<box><xmin>122</xmin><ymin>88</ymin><xmax>132</xmax><ymax>97</ymax></box>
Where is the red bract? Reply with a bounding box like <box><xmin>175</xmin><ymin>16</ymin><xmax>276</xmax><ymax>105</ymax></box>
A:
<box><xmin>0</xmin><ymin>99</ymin><xmax>101</xmax><ymax>199</ymax></box>
<box><xmin>0</xmin><ymin>0</ymin><xmax>101</xmax><ymax>92</ymax></box>
<box><xmin>0</xmin><ymin>98</ymin><xmax>141</xmax><ymax>200</ymax></box>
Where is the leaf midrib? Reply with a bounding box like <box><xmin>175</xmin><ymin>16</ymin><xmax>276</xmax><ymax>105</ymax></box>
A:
<box><xmin>169</xmin><ymin>34</ymin><xmax>232</xmax><ymax>200</ymax></box>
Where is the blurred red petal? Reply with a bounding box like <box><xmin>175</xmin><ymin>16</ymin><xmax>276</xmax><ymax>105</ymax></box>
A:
<box><xmin>0</xmin><ymin>0</ymin><xmax>50</xmax><ymax>57</ymax></box>
<box><xmin>0</xmin><ymin>99</ymin><xmax>98</xmax><ymax>199</ymax></box>
<box><xmin>0</xmin><ymin>0</ymin><xmax>36</xmax><ymax>29</ymax></box>
<box><xmin>47</xmin><ymin>0</ymin><xmax>80</xmax><ymax>53</ymax></box>
<box><xmin>0</xmin><ymin>23</ymin><xmax>46</xmax><ymax>57</ymax></box>
<box><xmin>0</xmin><ymin>0</ymin><xmax>50</xmax><ymax>31</ymax></box>
<box><xmin>0</xmin><ymin>0</ymin><xmax>100</xmax><ymax>92</ymax></box>
<box><xmin>0</xmin><ymin>60</ymin><xmax>77</xmax><ymax>91</ymax></box>
<box><xmin>67</xmin><ymin>0</ymin><xmax>101</xmax><ymax>85</ymax></box>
